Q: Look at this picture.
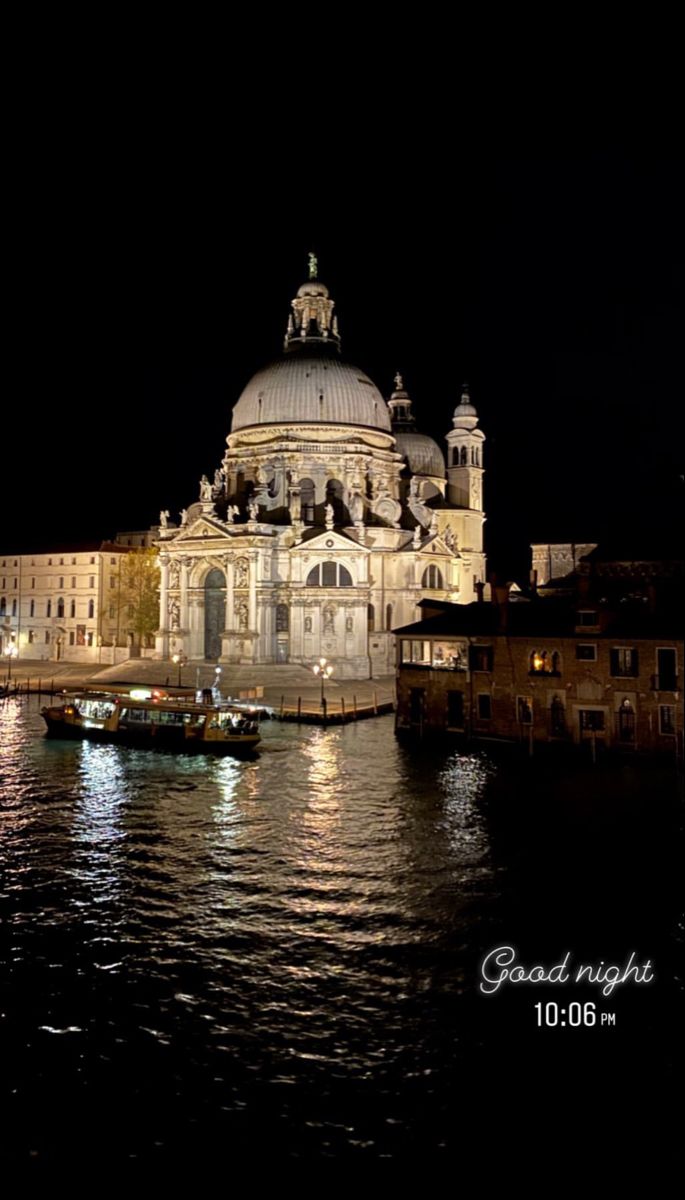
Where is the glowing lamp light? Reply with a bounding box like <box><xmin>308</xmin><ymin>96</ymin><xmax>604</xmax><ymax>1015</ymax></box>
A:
<box><xmin>130</xmin><ymin>688</ymin><xmax>152</xmax><ymax>700</ymax></box>
<box><xmin>532</xmin><ymin>652</ymin><xmax>545</xmax><ymax>673</ymax></box>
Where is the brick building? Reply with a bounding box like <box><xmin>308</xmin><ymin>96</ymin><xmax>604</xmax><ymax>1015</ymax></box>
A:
<box><xmin>394</xmin><ymin>589</ymin><xmax>683</xmax><ymax>757</ymax></box>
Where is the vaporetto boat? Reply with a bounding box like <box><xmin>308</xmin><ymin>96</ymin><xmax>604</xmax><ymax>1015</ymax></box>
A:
<box><xmin>41</xmin><ymin>687</ymin><xmax>261</xmax><ymax>755</ymax></box>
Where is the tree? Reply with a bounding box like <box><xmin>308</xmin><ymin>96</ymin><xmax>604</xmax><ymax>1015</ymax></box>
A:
<box><xmin>109</xmin><ymin>547</ymin><xmax>160</xmax><ymax>652</ymax></box>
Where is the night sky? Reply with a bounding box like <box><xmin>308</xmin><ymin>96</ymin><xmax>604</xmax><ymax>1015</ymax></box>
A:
<box><xmin>5</xmin><ymin>148</ymin><xmax>683</xmax><ymax>578</ymax></box>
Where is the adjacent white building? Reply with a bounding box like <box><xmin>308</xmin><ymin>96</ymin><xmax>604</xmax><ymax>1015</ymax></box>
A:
<box><xmin>154</xmin><ymin>263</ymin><xmax>488</xmax><ymax>678</ymax></box>
<box><xmin>0</xmin><ymin>543</ymin><xmax>134</xmax><ymax>663</ymax></box>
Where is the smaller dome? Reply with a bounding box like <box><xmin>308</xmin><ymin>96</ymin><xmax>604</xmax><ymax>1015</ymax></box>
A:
<box><xmin>297</xmin><ymin>280</ymin><xmax>329</xmax><ymax>299</ymax></box>
<box><xmin>452</xmin><ymin>386</ymin><xmax>479</xmax><ymax>430</ymax></box>
<box><xmin>395</xmin><ymin>431</ymin><xmax>445</xmax><ymax>479</ymax></box>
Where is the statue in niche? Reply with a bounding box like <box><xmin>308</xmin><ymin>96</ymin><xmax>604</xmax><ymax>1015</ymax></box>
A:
<box><xmin>169</xmin><ymin>562</ymin><xmax>180</xmax><ymax>589</ymax></box>
<box><xmin>324</xmin><ymin>503</ymin><xmax>334</xmax><ymax>530</ymax></box>
<box><xmin>348</xmin><ymin>481</ymin><xmax>365</xmax><ymax>525</ymax></box>
<box><xmin>235</xmin><ymin>600</ymin><xmax>249</xmax><ymax>632</ymax></box>
<box><xmin>304</xmin><ymin>615</ymin><xmax>313</xmax><ymax>633</ymax></box>
<box><xmin>234</xmin><ymin>557</ymin><xmax>249</xmax><ymax>589</ymax></box>
<box><xmin>168</xmin><ymin>599</ymin><xmax>180</xmax><ymax>630</ymax></box>
<box><xmin>345</xmin><ymin>615</ymin><xmax>353</xmax><ymax>633</ymax></box>
<box><xmin>199</xmin><ymin>475</ymin><xmax>212</xmax><ymax>501</ymax></box>
<box><xmin>159</xmin><ymin>509</ymin><xmax>170</xmax><ymax>529</ymax></box>
<box><xmin>323</xmin><ymin>603</ymin><xmax>336</xmax><ymax>634</ymax></box>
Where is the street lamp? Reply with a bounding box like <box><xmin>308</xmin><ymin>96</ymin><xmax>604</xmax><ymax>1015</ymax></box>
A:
<box><xmin>213</xmin><ymin>666</ymin><xmax>222</xmax><ymax>700</ymax></box>
<box><xmin>171</xmin><ymin>653</ymin><xmax>184</xmax><ymax>687</ymax></box>
<box><xmin>6</xmin><ymin>643</ymin><xmax>18</xmax><ymax>682</ymax></box>
<box><xmin>312</xmin><ymin>656</ymin><xmax>333</xmax><ymax>716</ymax></box>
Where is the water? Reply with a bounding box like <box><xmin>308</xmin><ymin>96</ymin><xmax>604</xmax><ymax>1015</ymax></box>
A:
<box><xmin>0</xmin><ymin>699</ymin><xmax>682</xmax><ymax>1163</ymax></box>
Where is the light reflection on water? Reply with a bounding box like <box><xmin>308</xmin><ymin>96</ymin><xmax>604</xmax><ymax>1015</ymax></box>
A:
<box><xmin>0</xmin><ymin>698</ymin><xmax>679</xmax><ymax>1161</ymax></box>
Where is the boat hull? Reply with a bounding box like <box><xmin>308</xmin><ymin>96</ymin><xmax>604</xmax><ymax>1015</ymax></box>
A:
<box><xmin>41</xmin><ymin>711</ymin><xmax>260</xmax><ymax>756</ymax></box>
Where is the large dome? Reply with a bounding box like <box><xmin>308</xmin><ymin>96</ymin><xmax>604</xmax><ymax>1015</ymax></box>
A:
<box><xmin>394</xmin><ymin>431</ymin><xmax>445</xmax><ymax>478</ymax></box>
<box><xmin>231</xmin><ymin>355</ymin><xmax>392</xmax><ymax>433</ymax></box>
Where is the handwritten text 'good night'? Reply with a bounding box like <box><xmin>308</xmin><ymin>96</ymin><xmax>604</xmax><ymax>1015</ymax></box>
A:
<box><xmin>480</xmin><ymin>947</ymin><xmax>654</xmax><ymax>997</ymax></box>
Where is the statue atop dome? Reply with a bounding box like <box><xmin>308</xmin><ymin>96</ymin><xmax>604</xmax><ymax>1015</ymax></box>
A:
<box><xmin>284</xmin><ymin>256</ymin><xmax>341</xmax><ymax>353</ymax></box>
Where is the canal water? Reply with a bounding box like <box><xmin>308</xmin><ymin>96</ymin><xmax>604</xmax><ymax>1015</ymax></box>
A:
<box><xmin>0</xmin><ymin>700</ymin><xmax>682</xmax><ymax>1163</ymax></box>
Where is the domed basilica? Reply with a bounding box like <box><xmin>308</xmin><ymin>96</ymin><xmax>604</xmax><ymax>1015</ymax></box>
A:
<box><xmin>155</xmin><ymin>259</ymin><xmax>486</xmax><ymax>677</ymax></box>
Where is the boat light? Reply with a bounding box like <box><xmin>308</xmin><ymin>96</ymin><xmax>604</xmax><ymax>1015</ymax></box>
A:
<box><xmin>130</xmin><ymin>688</ymin><xmax>152</xmax><ymax>700</ymax></box>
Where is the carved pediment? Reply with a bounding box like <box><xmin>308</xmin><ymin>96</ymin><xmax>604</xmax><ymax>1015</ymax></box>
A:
<box><xmin>292</xmin><ymin>530</ymin><xmax>366</xmax><ymax>554</ymax></box>
<box><xmin>173</xmin><ymin>517</ymin><xmax>232</xmax><ymax>542</ymax></box>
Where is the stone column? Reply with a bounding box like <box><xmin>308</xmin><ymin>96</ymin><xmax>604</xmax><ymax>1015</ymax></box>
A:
<box><xmin>160</xmin><ymin>556</ymin><xmax>169</xmax><ymax>629</ymax></box>
<box><xmin>248</xmin><ymin>553</ymin><xmax>257</xmax><ymax>632</ymax></box>
<box><xmin>180</xmin><ymin>558</ymin><xmax>190</xmax><ymax>629</ymax></box>
<box><xmin>224</xmin><ymin>555</ymin><xmax>234</xmax><ymax>630</ymax></box>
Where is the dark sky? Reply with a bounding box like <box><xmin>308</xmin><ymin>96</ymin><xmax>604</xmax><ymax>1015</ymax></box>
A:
<box><xmin>5</xmin><ymin>143</ymin><xmax>683</xmax><ymax>577</ymax></box>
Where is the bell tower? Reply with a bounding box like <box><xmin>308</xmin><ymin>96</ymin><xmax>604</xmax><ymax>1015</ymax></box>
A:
<box><xmin>445</xmin><ymin>384</ymin><xmax>485</xmax><ymax>511</ymax></box>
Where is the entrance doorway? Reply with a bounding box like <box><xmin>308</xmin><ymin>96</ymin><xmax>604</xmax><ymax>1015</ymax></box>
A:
<box><xmin>204</xmin><ymin>568</ymin><xmax>226</xmax><ymax>660</ymax></box>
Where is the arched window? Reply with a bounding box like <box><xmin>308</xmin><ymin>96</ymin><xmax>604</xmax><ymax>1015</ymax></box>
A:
<box><xmin>386</xmin><ymin>603</ymin><xmax>393</xmax><ymax>631</ymax></box>
<box><xmin>618</xmin><ymin>699</ymin><xmax>635</xmax><ymax>743</ymax></box>
<box><xmin>422</xmin><ymin>564</ymin><xmax>444</xmax><ymax>590</ymax></box>
<box><xmin>530</xmin><ymin>650</ymin><xmax>561</xmax><ymax>675</ymax></box>
<box><xmin>550</xmin><ymin>696</ymin><xmax>566</xmax><ymax>736</ymax></box>
<box><xmin>88</xmin><ymin>599</ymin><xmax>95</xmax><ymax>619</ymax></box>
<box><xmin>70</xmin><ymin>600</ymin><xmax>76</xmax><ymax>618</ymax></box>
<box><xmin>306</xmin><ymin>562</ymin><xmax>353</xmax><ymax>587</ymax></box>
<box><xmin>460</xmin><ymin>446</ymin><xmax>468</xmax><ymax>465</ymax></box>
<box><xmin>46</xmin><ymin>599</ymin><xmax>52</xmax><ymax>618</ymax></box>
<box><xmin>0</xmin><ymin>597</ymin><xmax>5</xmax><ymax>615</ymax></box>
<box><xmin>300</xmin><ymin>477</ymin><xmax>315</xmax><ymax>524</ymax></box>
<box><xmin>276</xmin><ymin>603</ymin><xmax>289</xmax><ymax>633</ymax></box>
<box><xmin>57</xmin><ymin>597</ymin><xmax>65</xmax><ymax>619</ymax></box>
<box><xmin>367</xmin><ymin>603</ymin><xmax>375</xmax><ymax>632</ymax></box>
<box><xmin>452</xmin><ymin>448</ymin><xmax>459</xmax><ymax>466</ymax></box>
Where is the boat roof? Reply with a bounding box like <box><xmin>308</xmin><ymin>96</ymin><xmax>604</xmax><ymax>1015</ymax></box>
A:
<box><xmin>61</xmin><ymin>688</ymin><xmax>250</xmax><ymax>714</ymax></box>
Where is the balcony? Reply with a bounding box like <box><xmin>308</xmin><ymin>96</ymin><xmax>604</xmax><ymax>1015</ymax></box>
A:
<box><xmin>651</xmin><ymin>674</ymin><xmax>680</xmax><ymax>692</ymax></box>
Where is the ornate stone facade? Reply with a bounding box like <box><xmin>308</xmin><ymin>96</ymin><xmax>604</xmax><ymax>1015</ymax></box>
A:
<box><xmin>155</xmin><ymin>265</ymin><xmax>487</xmax><ymax>678</ymax></box>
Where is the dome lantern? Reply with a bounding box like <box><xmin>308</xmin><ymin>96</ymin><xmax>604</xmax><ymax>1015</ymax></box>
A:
<box><xmin>284</xmin><ymin>253</ymin><xmax>341</xmax><ymax>353</ymax></box>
